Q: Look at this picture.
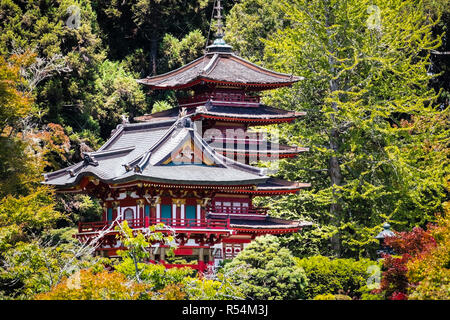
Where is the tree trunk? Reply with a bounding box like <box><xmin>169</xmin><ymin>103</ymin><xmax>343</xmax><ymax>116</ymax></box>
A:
<box><xmin>325</xmin><ymin>2</ymin><xmax>343</xmax><ymax>256</ymax></box>
<box><xmin>150</xmin><ymin>35</ymin><xmax>158</xmax><ymax>76</ymax></box>
<box><xmin>329</xmin><ymin>127</ymin><xmax>342</xmax><ymax>256</ymax></box>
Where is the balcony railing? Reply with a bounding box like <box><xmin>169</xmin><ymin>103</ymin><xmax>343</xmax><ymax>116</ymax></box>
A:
<box><xmin>205</xmin><ymin>136</ymin><xmax>269</xmax><ymax>145</ymax></box>
<box><xmin>78</xmin><ymin>217</ymin><xmax>230</xmax><ymax>234</ymax></box>
<box><xmin>206</xmin><ymin>205</ymin><xmax>268</xmax><ymax>216</ymax></box>
<box><xmin>178</xmin><ymin>92</ymin><xmax>260</xmax><ymax>107</ymax></box>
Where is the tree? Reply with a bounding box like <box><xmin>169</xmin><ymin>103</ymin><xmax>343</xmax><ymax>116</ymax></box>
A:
<box><xmin>0</xmin><ymin>0</ymin><xmax>107</xmax><ymax>139</ymax></box>
<box><xmin>0</xmin><ymin>53</ymin><xmax>32</xmax><ymax>132</ymax></box>
<box><xmin>228</xmin><ymin>0</ymin><xmax>449</xmax><ymax>257</ymax></box>
<box><xmin>224</xmin><ymin>235</ymin><xmax>308</xmax><ymax>300</ymax></box>
<box><xmin>160</xmin><ymin>30</ymin><xmax>206</xmax><ymax>70</ymax></box>
<box><xmin>0</xmin><ymin>224</ymin><xmax>109</xmax><ymax>299</ymax></box>
<box><xmin>0</xmin><ymin>187</ymin><xmax>61</xmax><ymax>251</ymax></box>
<box><xmin>89</xmin><ymin>60</ymin><xmax>146</xmax><ymax>137</ymax></box>
<box><xmin>94</xmin><ymin>0</ymin><xmax>212</xmax><ymax>76</ymax></box>
<box><xmin>114</xmin><ymin>220</ymin><xmax>175</xmax><ymax>283</ymax></box>
<box><xmin>182</xmin><ymin>275</ymin><xmax>245</xmax><ymax>300</ymax></box>
<box><xmin>225</xmin><ymin>0</ymin><xmax>287</xmax><ymax>63</ymax></box>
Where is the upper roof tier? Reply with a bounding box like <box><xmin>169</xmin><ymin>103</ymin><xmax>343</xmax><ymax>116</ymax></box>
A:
<box><xmin>137</xmin><ymin>38</ymin><xmax>303</xmax><ymax>91</ymax></box>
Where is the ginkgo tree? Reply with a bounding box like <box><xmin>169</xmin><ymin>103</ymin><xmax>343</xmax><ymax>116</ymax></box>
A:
<box><xmin>227</xmin><ymin>0</ymin><xmax>449</xmax><ymax>258</ymax></box>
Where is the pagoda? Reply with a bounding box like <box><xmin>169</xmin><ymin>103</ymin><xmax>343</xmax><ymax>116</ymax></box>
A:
<box><xmin>43</xmin><ymin>1</ymin><xmax>311</xmax><ymax>272</ymax></box>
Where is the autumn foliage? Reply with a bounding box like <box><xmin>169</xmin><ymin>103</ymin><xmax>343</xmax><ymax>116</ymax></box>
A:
<box><xmin>407</xmin><ymin>204</ymin><xmax>450</xmax><ymax>300</ymax></box>
<box><xmin>377</xmin><ymin>203</ymin><xmax>450</xmax><ymax>300</ymax></box>
<box><xmin>36</xmin><ymin>269</ymin><xmax>151</xmax><ymax>300</ymax></box>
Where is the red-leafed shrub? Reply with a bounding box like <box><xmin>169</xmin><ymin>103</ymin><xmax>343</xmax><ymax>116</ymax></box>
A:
<box><xmin>384</xmin><ymin>227</ymin><xmax>436</xmax><ymax>256</ymax></box>
<box><xmin>391</xmin><ymin>292</ymin><xmax>408</xmax><ymax>300</ymax></box>
<box><xmin>406</xmin><ymin>205</ymin><xmax>450</xmax><ymax>300</ymax></box>
<box><xmin>376</xmin><ymin>226</ymin><xmax>438</xmax><ymax>300</ymax></box>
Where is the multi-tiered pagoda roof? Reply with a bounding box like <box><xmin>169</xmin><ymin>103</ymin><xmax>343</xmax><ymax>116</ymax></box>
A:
<box><xmin>42</xmin><ymin>5</ymin><xmax>311</xmax><ymax>269</ymax></box>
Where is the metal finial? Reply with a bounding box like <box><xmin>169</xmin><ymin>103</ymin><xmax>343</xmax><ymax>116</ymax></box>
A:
<box><xmin>214</xmin><ymin>0</ymin><xmax>224</xmax><ymax>38</ymax></box>
<box><xmin>205</xmin><ymin>0</ymin><xmax>233</xmax><ymax>53</ymax></box>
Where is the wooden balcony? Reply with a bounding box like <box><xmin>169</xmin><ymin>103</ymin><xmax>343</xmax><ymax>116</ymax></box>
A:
<box><xmin>178</xmin><ymin>92</ymin><xmax>260</xmax><ymax>108</ymax></box>
<box><xmin>205</xmin><ymin>136</ymin><xmax>268</xmax><ymax>145</ymax></box>
<box><xmin>77</xmin><ymin>217</ymin><xmax>230</xmax><ymax>234</ymax></box>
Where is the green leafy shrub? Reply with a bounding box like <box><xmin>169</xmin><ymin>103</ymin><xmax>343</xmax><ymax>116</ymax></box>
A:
<box><xmin>313</xmin><ymin>293</ymin><xmax>336</xmax><ymax>300</ymax></box>
<box><xmin>295</xmin><ymin>255</ymin><xmax>378</xmax><ymax>299</ymax></box>
<box><xmin>182</xmin><ymin>274</ymin><xmax>245</xmax><ymax>300</ymax></box>
<box><xmin>224</xmin><ymin>235</ymin><xmax>308</xmax><ymax>300</ymax></box>
<box><xmin>314</xmin><ymin>293</ymin><xmax>352</xmax><ymax>300</ymax></box>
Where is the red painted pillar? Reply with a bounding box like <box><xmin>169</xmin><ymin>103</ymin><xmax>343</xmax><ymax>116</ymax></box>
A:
<box><xmin>198</xmin><ymin>260</ymin><xmax>205</xmax><ymax>273</ymax></box>
<box><xmin>145</xmin><ymin>216</ymin><xmax>149</xmax><ymax>228</ymax></box>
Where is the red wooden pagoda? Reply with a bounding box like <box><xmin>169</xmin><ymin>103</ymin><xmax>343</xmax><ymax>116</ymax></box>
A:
<box><xmin>43</xmin><ymin>3</ymin><xmax>311</xmax><ymax>272</ymax></box>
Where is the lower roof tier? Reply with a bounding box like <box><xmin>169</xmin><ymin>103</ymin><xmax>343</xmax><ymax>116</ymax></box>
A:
<box><xmin>134</xmin><ymin>104</ymin><xmax>305</xmax><ymax>125</ymax></box>
<box><xmin>210</xmin><ymin>142</ymin><xmax>309</xmax><ymax>160</ymax></box>
<box><xmin>230</xmin><ymin>217</ymin><xmax>312</xmax><ymax>234</ymax></box>
<box><xmin>54</xmin><ymin>177</ymin><xmax>310</xmax><ymax>197</ymax></box>
<box><xmin>44</xmin><ymin>117</ymin><xmax>309</xmax><ymax>195</ymax></box>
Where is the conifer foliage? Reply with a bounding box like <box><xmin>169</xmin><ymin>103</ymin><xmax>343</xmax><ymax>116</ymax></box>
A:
<box><xmin>228</xmin><ymin>0</ymin><xmax>449</xmax><ymax>257</ymax></box>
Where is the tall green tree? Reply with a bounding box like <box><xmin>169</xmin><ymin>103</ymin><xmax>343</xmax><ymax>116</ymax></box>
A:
<box><xmin>228</xmin><ymin>0</ymin><xmax>449</xmax><ymax>258</ymax></box>
<box><xmin>95</xmin><ymin>0</ymin><xmax>212</xmax><ymax>75</ymax></box>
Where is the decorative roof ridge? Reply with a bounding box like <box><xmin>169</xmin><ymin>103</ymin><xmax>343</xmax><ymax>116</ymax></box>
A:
<box><xmin>135</xmin><ymin>151</ymin><xmax>152</xmax><ymax>173</ymax></box>
<box><xmin>191</xmin><ymin>128</ymin><xmax>267</xmax><ymax>177</ymax></box>
<box><xmin>122</xmin><ymin>118</ymin><xmax>182</xmax><ymax>171</ymax></box>
<box><xmin>97</xmin><ymin>119</ymin><xmax>174</xmax><ymax>153</ymax></box>
<box><xmin>98</xmin><ymin>124</ymin><xmax>125</xmax><ymax>152</ymax></box>
<box><xmin>200</xmin><ymin>53</ymin><xmax>219</xmax><ymax>75</ymax></box>
<box><xmin>87</xmin><ymin>146</ymin><xmax>135</xmax><ymax>158</ymax></box>
<box><xmin>121</xmin><ymin>118</ymin><xmax>175</xmax><ymax>130</ymax></box>
<box><xmin>136</xmin><ymin>55</ymin><xmax>205</xmax><ymax>85</ymax></box>
<box><xmin>124</xmin><ymin>114</ymin><xmax>266</xmax><ymax>177</ymax></box>
<box><xmin>42</xmin><ymin>162</ymin><xmax>82</xmax><ymax>181</ymax></box>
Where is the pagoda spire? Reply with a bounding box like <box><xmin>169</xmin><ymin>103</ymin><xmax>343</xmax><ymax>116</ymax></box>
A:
<box><xmin>213</xmin><ymin>0</ymin><xmax>224</xmax><ymax>39</ymax></box>
<box><xmin>207</xmin><ymin>0</ymin><xmax>232</xmax><ymax>53</ymax></box>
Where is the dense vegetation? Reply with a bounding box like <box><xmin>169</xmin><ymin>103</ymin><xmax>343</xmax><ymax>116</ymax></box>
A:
<box><xmin>0</xmin><ymin>0</ymin><xmax>448</xmax><ymax>300</ymax></box>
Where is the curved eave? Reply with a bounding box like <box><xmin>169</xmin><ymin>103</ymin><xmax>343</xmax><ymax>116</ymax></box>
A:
<box><xmin>112</xmin><ymin>173</ymin><xmax>266</xmax><ymax>187</ymax></box>
<box><xmin>214</xmin><ymin>147</ymin><xmax>309</xmax><ymax>159</ymax></box>
<box><xmin>48</xmin><ymin>176</ymin><xmax>266</xmax><ymax>192</ymax></box>
<box><xmin>137</xmin><ymin>52</ymin><xmax>303</xmax><ymax>91</ymax></box>
<box><xmin>231</xmin><ymin>227</ymin><xmax>301</xmax><ymax>234</ymax></box>
<box><xmin>139</xmin><ymin>78</ymin><xmax>299</xmax><ymax>91</ymax></box>
<box><xmin>220</xmin><ymin>181</ymin><xmax>311</xmax><ymax>195</ymax></box>
<box><xmin>46</xmin><ymin>174</ymin><xmax>267</xmax><ymax>189</ymax></box>
<box><xmin>192</xmin><ymin>114</ymin><xmax>303</xmax><ymax>124</ymax></box>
